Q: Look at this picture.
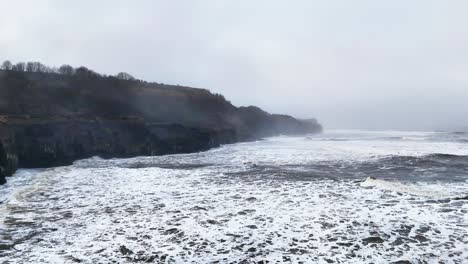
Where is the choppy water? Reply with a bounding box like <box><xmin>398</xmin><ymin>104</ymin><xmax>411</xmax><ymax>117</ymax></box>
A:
<box><xmin>0</xmin><ymin>130</ymin><xmax>467</xmax><ymax>263</ymax></box>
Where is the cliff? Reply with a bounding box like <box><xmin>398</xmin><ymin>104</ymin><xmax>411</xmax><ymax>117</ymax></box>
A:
<box><xmin>0</xmin><ymin>69</ymin><xmax>322</xmax><ymax>184</ymax></box>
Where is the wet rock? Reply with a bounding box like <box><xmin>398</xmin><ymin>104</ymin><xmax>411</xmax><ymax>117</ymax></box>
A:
<box><xmin>0</xmin><ymin>172</ymin><xmax>5</xmax><ymax>185</ymax></box>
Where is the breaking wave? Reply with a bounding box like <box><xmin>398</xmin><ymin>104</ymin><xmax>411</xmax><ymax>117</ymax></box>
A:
<box><xmin>360</xmin><ymin>177</ymin><xmax>467</xmax><ymax>200</ymax></box>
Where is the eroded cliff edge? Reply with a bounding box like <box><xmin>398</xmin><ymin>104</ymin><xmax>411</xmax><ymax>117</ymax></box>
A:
<box><xmin>0</xmin><ymin>69</ymin><xmax>322</xmax><ymax>184</ymax></box>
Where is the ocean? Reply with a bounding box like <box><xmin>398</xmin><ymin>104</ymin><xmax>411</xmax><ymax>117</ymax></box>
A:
<box><xmin>0</xmin><ymin>130</ymin><xmax>467</xmax><ymax>263</ymax></box>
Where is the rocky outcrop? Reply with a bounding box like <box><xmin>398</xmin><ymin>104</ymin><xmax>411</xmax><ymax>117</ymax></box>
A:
<box><xmin>0</xmin><ymin>69</ymin><xmax>322</xmax><ymax>184</ymax></box>
<box><xmin>0</xmin><ymin>125</ymin><xmax>18</xmax><ymax>184</ymax></box>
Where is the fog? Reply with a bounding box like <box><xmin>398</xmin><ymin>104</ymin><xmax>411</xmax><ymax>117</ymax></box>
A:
<box><xmin>1</xmin><ymin>0</ymin><xmax>467</xmax><ymax>131</ymax></box>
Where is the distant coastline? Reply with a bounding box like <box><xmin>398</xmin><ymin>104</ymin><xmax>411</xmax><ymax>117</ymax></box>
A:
<box><xmin>0</xmin><ymin>61</ymin><xmax>322</xmax><ymax>184</ymax></box>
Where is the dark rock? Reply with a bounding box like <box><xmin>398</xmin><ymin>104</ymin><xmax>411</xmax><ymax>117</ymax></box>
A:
<box><xmin>0</xmin><ymin>128</ymin><xmax>18</xmax><ymax>185</ymax></box>
<box><xmin>0</xmin><ymin>172</ymin><xmax>4</xmax><ymax>185</ymax></box>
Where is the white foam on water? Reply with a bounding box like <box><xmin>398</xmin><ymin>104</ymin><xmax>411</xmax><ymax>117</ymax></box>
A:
<box><xmin>360</xmin><ymin>177</ymin><xmax>467</xmax><ymax>200</ymax></box>
<box><xmin>0</xmin><ymin>130</ymin><xmax>466</xmax><ymax>263</ymax></box>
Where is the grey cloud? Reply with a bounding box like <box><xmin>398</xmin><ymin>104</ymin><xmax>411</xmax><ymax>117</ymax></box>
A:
<box><xmin>1</xmin><ymin>0</ymin><xmax>467</xmax><ymax>131</ymax></box>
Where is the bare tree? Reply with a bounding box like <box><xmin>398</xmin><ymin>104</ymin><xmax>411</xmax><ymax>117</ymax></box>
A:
<box><xmin>26</xmin><ymin>62</ymin><xmax>35</xmax><ymax>72</ymax></box>
<box><xmin>75</xmin><ymin>66</ymin><xmax>90</xmax><ymax>77</ymax></box>
<box><xmin>58</xmin><ymin>64</ymin><xmax>75</xmax><ymax>75</ymax></box>
<box><xmin>26</xmin><ymin>61</ymin><xmax>48</xmax><ymax>72</ymax></box>
<box><xmin>12</xmin><ymin>62</ymin><xmax>25</xmax><ymax>71</ymax></box>
<box><xmin>75</xmin><ymin>66</ymin><xmax>100</xmax><ymax>79</ymax></box>
<box><xmin>1</xmin><ymin>60</ymin><xmax>12</xmax><ymax>70</ymax></box>
<box><xmin>116</xmin><ymin>72</ymin><xmax>135</xmax><ymax>81</ymax></box>
<box><xmin>37</xmin><ymin>62</ymin><xmax>47</xmax><ymax>73</ymax></box>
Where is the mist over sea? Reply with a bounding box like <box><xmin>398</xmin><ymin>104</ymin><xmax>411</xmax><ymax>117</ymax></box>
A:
<box><xmin>1</xmin><ymin>130</ymin><xmax>467</xmax><ymax>263</ymax></box>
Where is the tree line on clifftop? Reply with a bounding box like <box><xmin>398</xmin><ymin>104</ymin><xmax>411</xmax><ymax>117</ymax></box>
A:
<box><xmin>1</xmin><ymin>59</ymin><xmax>136</xmax><ymax>81</ymax></box>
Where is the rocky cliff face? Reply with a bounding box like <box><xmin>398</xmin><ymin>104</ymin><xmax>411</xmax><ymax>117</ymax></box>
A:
<box><xmin>0</xmin><ymin>126</ymin><xmax>18</xmax><ymax>185</ymax></box>
<box><xmin>0</xmin><ymin>69</ymin><xmax>322</xmax><ymax>184</ymax></box>
<box><xmin>0</xmin><ymin>119</ymin><xmax>239</xmax><ymax>184</ymax></box>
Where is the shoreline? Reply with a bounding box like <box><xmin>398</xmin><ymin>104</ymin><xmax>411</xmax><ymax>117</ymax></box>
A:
<box><xmin>0</xmin><ymin>119</ymin><xmax>321</xmax><ymax>185</ymax></box>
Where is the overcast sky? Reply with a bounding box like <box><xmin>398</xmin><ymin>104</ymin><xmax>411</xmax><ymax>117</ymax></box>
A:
<box><xmin>1</xmin><ymin>0</ymin><xmax>467</xmax><ymax>131</ymax></box>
